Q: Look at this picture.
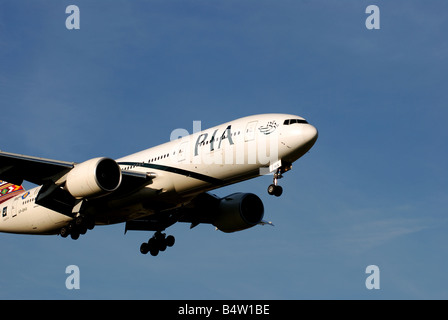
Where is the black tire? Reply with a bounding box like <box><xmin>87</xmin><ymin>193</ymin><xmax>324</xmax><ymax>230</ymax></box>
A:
<box><xmin>148</xmin><ymin>238</ymin><xmax>159</xmax><ymax>256</ymax></box>
<box><xmin>267</xmin><ymin>184</ymin><xmax>276</xmax><ymax>195</ymax></box>
<box><xmin>274</xmin><ymin>185</ymin><xmax>283</xmax><ymax>197</ymax></box>
<box><xmin>166</xmin><ymin>235</ymin><xmax>175</xmax><ymax>247</ymax></box>
<box><xmin>87</xmin><ymin>217</ymin><xmax>95</xmax><ymax>230</ymax></box>
<box><xmin>140</xmin><ymin>242</ymin><xmax>149</xmax><ymax>254</ymax></box>
<box><xmin>60</xmin><ymin>227</ymin><xmax>69</xmax><ymax>238</ymax></box>
<box><xmin>158</xmin><ymin>238</ymin><xmax>167</xmax><ymax>252</ymax></box>
<box><xmin>79</xmin><ymin>225</ymin><xmax>88</xmax><ymax>235</ymax></box>
<box><xmin>70</xmin><ymin>232</ymin><xmax>80</xmax><ymax>240</ymax></box>
<box><xmin>75</xmin><ymin>216</ymin><xmax>84</xmax><ymax>226</ymax></box>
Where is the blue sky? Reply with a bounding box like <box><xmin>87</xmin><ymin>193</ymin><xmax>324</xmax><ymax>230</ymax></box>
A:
<box><xmin>0</xmin><ymin>0</ymin><xmax>447</xmax><ymax>299</ymax></box>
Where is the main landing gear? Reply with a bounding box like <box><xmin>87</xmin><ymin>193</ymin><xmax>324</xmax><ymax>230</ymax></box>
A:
<box><xmin>267</xmin><ymin>165</ymin><xmax>292</xmax><ymax>197</ymax></box>
<box><xmin>140</xmin><ymin>231</ymin><xmax>175</xmax><ymax>256</ymax></box>
<box><xmin>60</xmin><ymin>215</ymin><xmax>95</xmax><ymax>240</ymax></box>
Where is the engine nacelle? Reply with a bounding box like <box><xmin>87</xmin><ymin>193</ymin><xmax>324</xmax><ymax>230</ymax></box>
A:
<box><xmin>65</xmin><ymin>157</ymin><xmax>122</xmax><ymax>199</ymax></box>
<box><xmin>213</xmin><ymin>193</ymin><xmax>264</xmax><ymax>233</ymax></box>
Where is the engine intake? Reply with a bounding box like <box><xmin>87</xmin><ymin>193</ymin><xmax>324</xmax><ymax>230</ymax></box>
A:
<box><xmin>65</xmin><ymin>157</ymin><xmax>122</xmax><ymax>199</ymax></box>
<box><xmin>213</xmin><ymin>193</ymin><xmax>264</xmax><ymax>233</ymax></box>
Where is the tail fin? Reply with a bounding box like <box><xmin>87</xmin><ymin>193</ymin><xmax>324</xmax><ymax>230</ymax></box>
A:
<box><xmin>0</xmin><ymin>180</ymin><xmax>25</xmax><ymax>202</ymax></box>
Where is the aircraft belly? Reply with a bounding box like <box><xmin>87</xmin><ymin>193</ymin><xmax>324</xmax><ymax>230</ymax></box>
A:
<box><xmin>88</xmin><ymin>185</ymin><xmax>180</xmax><ymax>225</ymax></box>
<box><xmin>0</xmin><ymin>204</ymin><xmax>71</xmax><ymax>235</ymax></box>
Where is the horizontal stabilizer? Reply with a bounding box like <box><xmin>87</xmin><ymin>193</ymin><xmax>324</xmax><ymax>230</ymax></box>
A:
<box><xmin>259</xmin><ymin>220</ymin><xmax>274</xmax><ymax>227</ymax></box>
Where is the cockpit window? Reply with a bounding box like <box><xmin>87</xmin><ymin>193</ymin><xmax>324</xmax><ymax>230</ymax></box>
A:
<box><xmin>283</xmin><ymin>119</ymin><xmax>308</xmax><ymax>125</ymax></box>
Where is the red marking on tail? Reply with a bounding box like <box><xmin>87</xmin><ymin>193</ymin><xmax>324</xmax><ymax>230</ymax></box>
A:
<box><xmin>0</xmin><ymin>180</ymin><xmax>25</xmax><ymax>204</ymax></box>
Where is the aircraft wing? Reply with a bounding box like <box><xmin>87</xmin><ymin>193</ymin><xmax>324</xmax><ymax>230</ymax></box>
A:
<box><xmin>0</xmin><ymin>151</ymin><xmax>74</xmax><ymax>186</ymax></box>
<box><xmin>0</xmin><ymin>150</ymin><xmax>152</xmax><ymax>185</ymax></box>
<box><xmin>0</xmin><ymin>151</ymin><xmax>154</xmax><ymax>215</ymax></box>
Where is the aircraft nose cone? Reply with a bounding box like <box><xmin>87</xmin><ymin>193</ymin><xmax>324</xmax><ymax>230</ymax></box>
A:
<box><xmin>280</xmin><ymin>122</ymin><xmax>318</xmax><ymax>162</ymax></box>
<box><xmin>305</xmin><ymin>124</ymin><xmax>318</xmax><ymax>146</ymax></box>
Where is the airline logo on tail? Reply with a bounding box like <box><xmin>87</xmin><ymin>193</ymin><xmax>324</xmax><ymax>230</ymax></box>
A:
<box><xmin>0</xmin><ymin>181</ymin><xmax>24</xmax><ymax>202</ymax></box>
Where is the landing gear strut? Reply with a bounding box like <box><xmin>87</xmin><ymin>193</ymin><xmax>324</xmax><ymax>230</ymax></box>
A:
<box><xmin>267</xmin><ymin>164</ymin><xmax>291</xmax><ymax>197</ymax></box>
<box><xmin>140</xmin><ymin>231</ymin><xmax>175</xmax><ymax>256</ymax></box>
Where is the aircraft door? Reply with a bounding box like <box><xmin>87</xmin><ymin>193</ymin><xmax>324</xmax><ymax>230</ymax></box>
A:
<box><xmin>2</xmin><ymin>197</ymin><xmax>18</xmax><ymax>221</ymax></box>
<box><xmin>245</xmin><ymin>121</ymin><xmax>258</xmax><ymax>142</ymax></box>
<box><xmin>11</xmin><ymin>197</ymin><xmax>19</xmax><ymax>218</ymax></box>
<box><xmin>1</xmin><ymin>206</ymin><xmax>7</xmax><ymax>221</ymax></box>
<box><xmin>177</xmin><ymin>141</ymin><xmax>189</xmax><ymax>162</ymax></box>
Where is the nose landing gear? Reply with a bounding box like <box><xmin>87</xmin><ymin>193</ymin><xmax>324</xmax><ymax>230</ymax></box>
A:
<box><xmin>267</xmin><ymin>164</ymin><xmax>291</xmax><ymax>197</ymax></box>
<box><xmin>267</xmin><ymin>183</ymin><xmax>283</xmax><ymax>197</ymax></box>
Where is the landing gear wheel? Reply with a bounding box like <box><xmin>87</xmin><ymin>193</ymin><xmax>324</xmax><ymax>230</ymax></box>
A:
<box><xmin>267</xmin><ymin>164</ymin><xmax>291</xmax><ymax>197</ymax></box>
<box><xmin>274</xmin><ymin>185</ymin><xmax>283</xmax><ymax>197</ymax></box>
<box><xmin>70</xmin><ymin>231</ymin><xmax>80</xmax><ymax>240</ymax></box>
<box><xmin>166</xmin><ymin>235</ymin><xmax>175</xmax><ymax>247</ymax></box>
<box><xmin>86</xmin><ymin>217</ymin><xmax>95</xmax><ymax>230</ymax></box>
<box><xmin>60</xmin><ymin>227</ymin><xmax>70</xmax><ymax>238</ymax></box>
<box><xmin>140</xmin><ymin>242</ymin><xmax>149</xmax><ymax>255</ymax></box>
<box><xmin>148</xmin><ymin>238</ymin><xmax>159</xmax><ymax>256</ymax></box>
<box><xmin>268</xmin><ymin>184</ymin><xmax>283</xmax><ymax>197</ymax></box>
<box><xmin>59</xmin><ymin>214</ymin><xmax>95</xmax><ymax>240</ymax></box>
<box><xmin>267</xmin><ymin>184</ymin><xmax>276</xmax><ymax>195</ymax></box>
<box><xmin>75</xmin><ymin>216</ymin><xmax>84</xmax><ymax>226</ymax></box>
<box><xmin>155</xmin><ymin>232</ymin><xmax>167</xmax><ymax>252</ymax></box>
<box><xmin>140</xmin><ymin>232</ymin><xmax>176</xmax><ymax>256</ymax></box>
<box><xmin>79</xmin><ymin>225</ymin><xmax>88</xmax><ymax>235</ymax></box>
<box><xmin>158</xmin><ymin>239</ymin><xmax>167</xmax><ymax>252</ymax></box>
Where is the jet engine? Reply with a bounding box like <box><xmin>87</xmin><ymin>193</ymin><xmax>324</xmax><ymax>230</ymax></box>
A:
<box><xmin>65</xmin><ymin>157</ymin><xmax>122</xmax><ymax>199</ymax></box>
<box><xmin>213</xmin><ymin>193</ymin><xmax>264</xmax><ymax>233</ymax></box>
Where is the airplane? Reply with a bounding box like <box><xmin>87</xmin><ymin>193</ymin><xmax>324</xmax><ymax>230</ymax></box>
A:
<box><xmin>0</xmin><ymin>113</ymin><xmax>318</xmax><ymax>256</ymax></box>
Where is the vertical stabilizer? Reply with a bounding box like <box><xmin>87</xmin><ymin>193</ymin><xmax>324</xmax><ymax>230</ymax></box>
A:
<box><xmin>0</xmin><ymin>180</ymin><xmax>24</xmax><ymax>203</ymax></box>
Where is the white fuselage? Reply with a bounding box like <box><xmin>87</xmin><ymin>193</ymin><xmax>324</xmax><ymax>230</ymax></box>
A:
<box><xmin>0</xmin><ymin>114</ymin><xmax>318</xmax><ymax>234</ymax></box>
